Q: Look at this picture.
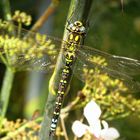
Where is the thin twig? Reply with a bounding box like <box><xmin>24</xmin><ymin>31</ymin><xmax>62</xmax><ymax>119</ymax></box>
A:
<box><xmin>31</xmin><ymin>0</ymin><xmax>60</xmax><ymax>32</ymax></box>
<box><xmin>61</xmin><ymin>97</ymin><xmax>80</xmax><ymax>117</ymax></box>
<box><xmin>74</xmin><ymin>135</ymin><xmax>78</xmax><ymax>140</ymax></box>
<box><xmin>60</xmin><ymin>116</ymin><xmax>69</xmax><ymax>140</ymax></box>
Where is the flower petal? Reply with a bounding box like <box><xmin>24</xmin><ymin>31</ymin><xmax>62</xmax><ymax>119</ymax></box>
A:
<box><xmin>102</xmin><ymin>120</ymin><xmax>109</xmax><ymax>129</ymax></box>
<box><xmin>100</xmin><ymin>127</ymin><xmax>120</xmax><ymax>140</ymax></box>
<box><xmin>89</xmin><ymin>119</ymin><xmax>102</xmax><ymax>138</ymax></box>
<box><xmin>72</xmin><ymin>121</ymin><xmax>89</xmax><ymax>138</ymax></box>
<box><xmin>84</xmin><ymin>101</ymin><xmax>101</xmax><ymax>127</ymax></box>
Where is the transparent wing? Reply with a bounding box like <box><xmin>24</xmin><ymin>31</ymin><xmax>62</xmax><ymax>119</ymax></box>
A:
<box><xmin>1</xmin><ymin>23</ymin><xmax>140</xmax><ymax>92</ymax></box>
<box><xmin>75</xmin><ymin>45</ymin><xmax>140</xmax><ymax>92</ymax></box>
<box><xmin>0</xmin><ymin>23</ymin><xmax>63</xmax><ymax>72</ymax></box>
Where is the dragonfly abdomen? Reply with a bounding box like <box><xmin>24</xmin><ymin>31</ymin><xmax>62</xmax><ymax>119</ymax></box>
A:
<box><xmin>50</xmin><ymin>66</ymin><xmax>71</xmax><ymax>134</ymax></box>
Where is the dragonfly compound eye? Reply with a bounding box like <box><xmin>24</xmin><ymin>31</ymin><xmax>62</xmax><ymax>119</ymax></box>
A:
<box><xmin>69</xmin><ymin>23</ymin><xmax>73</xmax><ymax>29</ymax></box>
<box><xmin>80</xmin><ymin>26</ymin><xmax>86</xmax><ymax>33</ymax></box>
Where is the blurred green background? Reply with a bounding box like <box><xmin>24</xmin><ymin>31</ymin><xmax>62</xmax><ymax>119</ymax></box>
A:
<box><xmin>0</xmin><ymin>0</ymin><xmax>140</xmax><ymax>139</ymax></box>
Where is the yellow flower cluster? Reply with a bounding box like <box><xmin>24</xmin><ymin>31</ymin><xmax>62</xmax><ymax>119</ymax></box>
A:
<box><xmin>0</xmin><ymin>19</ymin><xmax>10</xmax><ymax>29</ymax></box>
<box><xmin>88</xmin><ymin>56</ymin><xmax>108</xmax><ymax>66</ymax></box>
<box><xmin>1</xmin><ymin>118</ymin><xmax>40</xmax><ymax>140</ymax></box>
<box><xmin>0</xmin><ymin>21</ymin><xmax>57</xmax><ymax>71</ymax></box>
<box><xmin>78</xmin><ymin>56</ymin><xmax>140</xmax><ymax>120</ymax></box>
<box><xmin>12</xmin><ymin>10</ymin><xmax>32</xmax><ymax>26</ymax></box>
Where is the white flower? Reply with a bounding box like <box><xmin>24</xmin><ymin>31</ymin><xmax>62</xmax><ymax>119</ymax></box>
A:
<box><xmin>72</xmin><ymin>101</ymin><xmax>120</xmax><ymax>140</ymax></box>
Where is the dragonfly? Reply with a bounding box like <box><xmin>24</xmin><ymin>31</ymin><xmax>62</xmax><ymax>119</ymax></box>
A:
<box><xmin>0</xmin><ymin>20</ymin><xmax>140</xmax><ymax>135</ymax></box>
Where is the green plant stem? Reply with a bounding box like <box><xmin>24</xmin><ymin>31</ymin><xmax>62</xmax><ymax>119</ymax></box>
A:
<box><xmin>1</xmin><ymin>0</ymin><xmax>12</xmax><ymax>20</ymax></box>
<box><xmin>0</xmin><ymin>0</ymin><xmax>14</xmax><ymax>128</ymax></box>
<box><xmin>0</xmin><ymin>68</ymin><xmax>15</xmax><ymax>124</ymax></box>
<box><xmin>39</xmin><ymin>0</ymin><xmax>93</xmax><ymax>140</ymax></box>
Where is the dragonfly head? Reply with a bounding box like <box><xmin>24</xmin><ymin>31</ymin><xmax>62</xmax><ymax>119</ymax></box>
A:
<box><xmin>67</xmin><ymin>21</ymin><xmax>86</xmax><ymax>35</ymax></box>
